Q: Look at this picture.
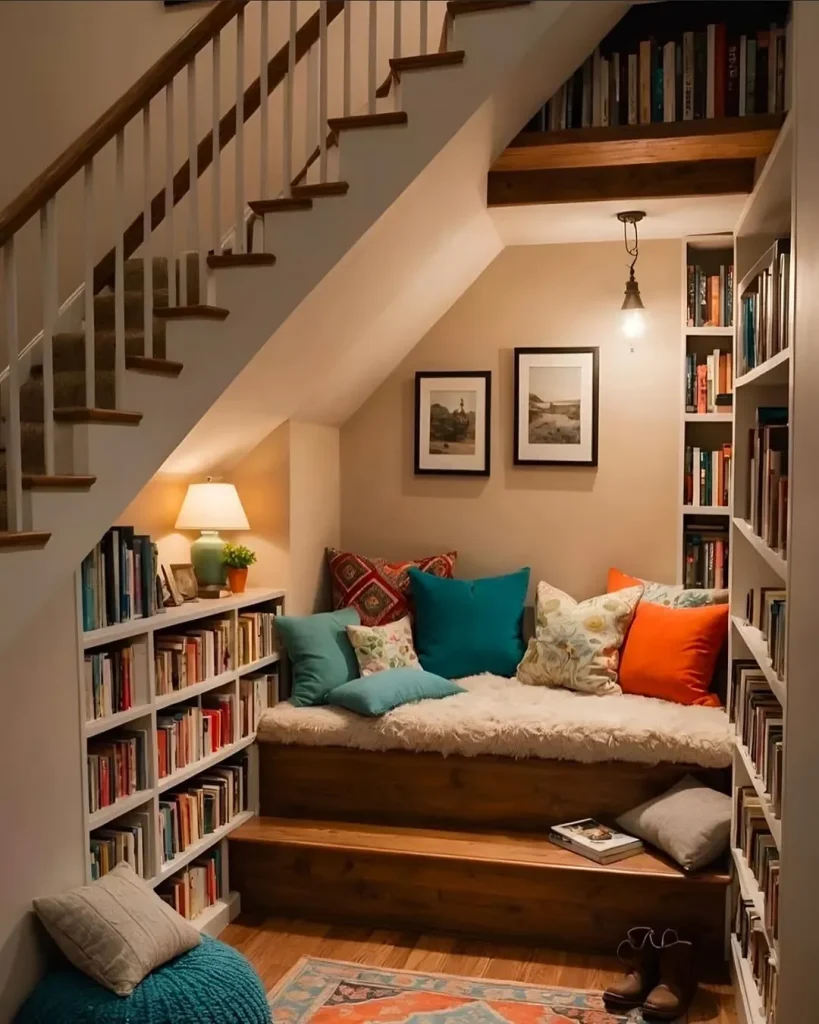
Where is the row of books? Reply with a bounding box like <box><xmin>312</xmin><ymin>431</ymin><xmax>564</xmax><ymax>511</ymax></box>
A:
<box><xmin>685</xmin><ymin>350</ymin><xmax>733</xmax><ymax>415</ymax></box>
<box><xmin>154</xmin><ymin>620</ymin><xmax>233</xmax><ymax>697</ymax></box>
<box><xmin>687</xmin><ymin>265</ymin><xmax>734</xmax><ymax>329</ymax></box>
<box><xmin>734</xmin><ymin>893</ymin><xmax>778</xmax><ymax>1024</ymax></box>
<box><xmin>683</xmin><ymin>526</ymin><xmax>728</xmax><ymax>590</ymax></box>
<box><xmin>733</xmin><ymin>663</ymin><xmax>783</xmax><ymax>818</ymax></box>
<box><xmin>746</xmin><ymin>407</ymin><xmax>788</xmax><ymax>556</ymax></box>
<box><xmin>745</xmin><ymin>585</ymin><xmax>787</xmax><ymax>684</ymax></box>
<box><xmin>738</xmin><ymin>239</ymin><xmax>791</xmax><ymax>376</ymax></box>
<box><xmin>157</xmin><ymin>846</ymin><xmax>223</xmax><ymax>922</ymax></box>
<box><xmin>159</xmin><ymin>757</ymin><xmax>248</xmax><ymax>865</ymax></box>
<box><xmin>736</xmin><ymin>786</ymin><xmax>780</xmax><ymax>946</ymax></box>
<box><xmin>156</xmin><ymin>697</ymin><xmax>235</xmax><ymax>779</ymax></box>
<box><xmin>81</xmin><ymin>528</ymin><xmax>162</xmax><ymax>631</ymax></box>
<box><xmin>240</xmin><ymin>673</ymin><xmax>276</xmax><ymax>738</ymax></box>
<box><xmin>683</xmin><ymin>445</ymin><xmax>732</xmax><ymax>508</ymax></box>
<box><xmin>83</xmin><ymin>643</ymin><xmax>149</xmax><ymax>723</ymax></box>
<box><xmin>89</xmin><ymin>808</ymin><xmax>151</xmax><ymax>881</ymax></box>
<box><xmin>236</xmin><ymin>611</ymin><xmax>278</xmax><ymax>667</ymax></box>
<box><xmin>87</xmin><ymin>729</ymin><xmax>148</xmax><ymax>814</ymax></box>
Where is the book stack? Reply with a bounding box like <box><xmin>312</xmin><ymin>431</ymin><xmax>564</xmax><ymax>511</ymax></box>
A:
<box><xmin>745</xmin><ymin>588</ymin><xmax>787</xmax><ymax>683</ymax></box>
<box><xmin>84</xmin><ymin>643</ymin><xmax>148</xmax><ymax>722</ymax></box>
<box><xmin>239</xmin><ymin>673</ymin><xmax>277</xmax><ymax>737</ymax></box>
<box><xmin>685</xmin><ymin>349</ymin><xmax>734</xmax><ymax>413</ymax></box>
<box><xmin>687</xmin><ymin>265</ymin><xmax>734</xmax><ymax>329</ymax></box>
<box><xmin>684</xmin><ymin>445</ymin><xmax>732</xmax><ymax>507</ymax></box>
<box><xmin>683</xmin><ymin>525</ymin><xmax>729</xmax><ymax>589</ymax></box>
<box><xmin>156</xmin><ymin>700</ymin><xmax>233</xmax><ymax>779</ymax></box>
<box><xmin>733</xmin><ymin>665</ymin><xmax>783</xmax><ymax>816</ymax></box>
<box><xmin>89</xmin><ymin>808</ymin><xmax>151</xmax><ymax>880</ymax></box>
<box><xmin>739</xmin><ymin>238</ymin><xmax>791</xmax><ymax>375</ymax></box>
<box><xmin>734</xmin><ymin>890</ymin><xmax>778</xmax><ymax>1024</ymax></box>
<box><xmin>548</xmin><ymin>818</ymin><xmax>643</xmax><ymax>864</ymax></box>
<box><xmin>736</xmin><ymin>782</ymin><xmax>780</xmax><ymax>946</ymax></box>
<box><xmin>157</xmin><ymin>846</ymin><xmax>223</xmax><ymax>922</ymax></box>
<box><xmin>526</xmin><ymin>5</ymin><xmax>788</xmax><ymax>132</ymax></box>
<box><xmin>86</xmin><ymin>728</ymin><xmax>148</xmax><ymax>813</ymax></box>
<box><xmin>202</xmin><ymin>691</ymin><xmax>235</xmax><ymax>749</ymax></box>
<box><xmin>154</xmin><ymin>619</ymin><xmax>232</xmax><ymax>697</ymax></box>
<box><xmin>159</xmin><ymin>758</ymin><xmax>248</xmax><ymax>864</ymax></box>
<box><xmin>81</xmin><ymin>527</ymin><xmax>162</xmax><ymax>631</ymax></box>
<box><xmin>746</xmin><ymin>406</ymin><xmax>788</xmax><ymax>555</ymax></box>
<box><xmin>237</xmin><ymin>610</ymin><xmax>278</xmax><ymax>666</ymax></box>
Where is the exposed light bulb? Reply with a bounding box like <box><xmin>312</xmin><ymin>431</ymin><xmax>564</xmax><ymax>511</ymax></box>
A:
<box><xmin>621</xmin><ymin>307</ymin><xmax>646</xmax><ymax>339</ymax></box>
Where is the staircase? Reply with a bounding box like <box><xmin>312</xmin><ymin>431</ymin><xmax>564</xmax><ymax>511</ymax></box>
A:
<box><xmin>0</xmin><ymin>0</ymin><xmax>627</xmax><ymax>647</ymax></box>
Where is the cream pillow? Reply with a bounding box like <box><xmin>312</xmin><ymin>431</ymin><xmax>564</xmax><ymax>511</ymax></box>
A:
<box><xmin>517</xmin><ymin>581</ymin><xmax>643</xmax><ymax>695</ymax></box>
<box><xmin>33</xmin><ymin>861</ymin><xmax>200</xmax><ymax>996</ymax></box>
<box><xmin>346</xmin><ymin>615</ymin><xmax>421</xmax><ymax>676</ymax></box>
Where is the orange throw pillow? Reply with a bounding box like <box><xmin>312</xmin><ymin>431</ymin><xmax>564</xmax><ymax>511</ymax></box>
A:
<box><xmin>618</xmin><ymin>601</ymin><xmax>728</xmax><ymax>707</ymax></box>
<box><xmin>608</xmin><ymin>567</ymin><xmax>640</xmax><ymax>592</ymax></box>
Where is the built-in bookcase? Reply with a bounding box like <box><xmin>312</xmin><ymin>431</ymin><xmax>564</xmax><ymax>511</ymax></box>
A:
<box><xmin>75</xmin><ymin>582</ymin><xmax>284</xmax><ymax>937</ymax></box>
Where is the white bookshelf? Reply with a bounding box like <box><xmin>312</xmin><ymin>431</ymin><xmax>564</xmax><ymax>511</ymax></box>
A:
<box><xmin>75</xmin><ymin>583</ymin><xmax>285</xmax><ymax>934</ymax></box>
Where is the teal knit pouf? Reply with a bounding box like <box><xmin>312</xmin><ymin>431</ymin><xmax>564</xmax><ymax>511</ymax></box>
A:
<box><xmin>15</xmin><ymin>936</ymin><xmax>271</xmax><ymax>1024</ymax></box>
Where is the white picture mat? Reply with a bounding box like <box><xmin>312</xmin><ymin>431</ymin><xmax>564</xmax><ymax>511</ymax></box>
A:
<box><xmin>418</xmin><ymin>375</ymin><xmax>488</xmax><ymax>472</ymax></box>
<box><xmin>517</xmin><ymin>351</ymin><xmax>594</xmax><ymax>463</ymax></box>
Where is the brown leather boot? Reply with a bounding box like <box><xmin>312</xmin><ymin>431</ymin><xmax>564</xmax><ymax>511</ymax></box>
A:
<box><xmin>603</xmin><ymin>927</ymin><xmax>659</xmax><ymax>1010</ymax></box>
<box><xmin>642</xmin><ymin>929</ymin><xmax>697</xmax><ymax>1021</ymax></box>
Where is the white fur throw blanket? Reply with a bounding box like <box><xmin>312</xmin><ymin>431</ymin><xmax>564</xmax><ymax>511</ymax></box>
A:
<box><xmin>257</xmin><ymin>674</ymin><xmax>732</xmax><ymax>768</ymax></box>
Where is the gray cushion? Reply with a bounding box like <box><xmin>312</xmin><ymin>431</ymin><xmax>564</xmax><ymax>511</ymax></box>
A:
<box><xmin>33</xmin><ymin>861</ymin><xmax>200</xmax><ymax>995</ymax></box>
<box><xmin>616</xmin><ymin>775</ymin><xmax>731</xmax><ymax>871</ymax></box>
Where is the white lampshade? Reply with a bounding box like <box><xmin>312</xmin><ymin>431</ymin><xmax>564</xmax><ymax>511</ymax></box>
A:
<box><xmin>175</xmin><ymin>482</ymin><xmax>250</xmax><ymax>531</ymax></box>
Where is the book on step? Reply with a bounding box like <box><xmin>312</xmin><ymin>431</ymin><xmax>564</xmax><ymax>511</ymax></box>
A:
<box><xmin>549</xmin><ymin>818</ymin><xmax>643</xmax><ymax>864</ymax></box>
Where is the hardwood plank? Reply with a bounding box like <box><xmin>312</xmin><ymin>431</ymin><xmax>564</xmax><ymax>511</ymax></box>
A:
<box><xmin>154</xmin><ymin>304</ymin><xmax>229</xmax><ymax>320</ymax></box>
<box><xmin>206</xmin><ymin>253</ymin><xmax>276</xmax><ymax>269</ymax></box>
<box><xmin>0</xmin><ymin>531</ymin><xmax>50</xmax><ymax>549</ymax></box>
<box><xmin>390</xmin><ymin>51</ymin><xmax>466</xmax><ymax>73</ymax></box>
<box><xmin>493</xmin><ymin>116</ymin><xmax>784</xmax><ymax>172</ymax></box>
<box><xmin>291</xmin><ymin>182</ymin><xmax>349</xmax><ymax>199</ymax></box>
<box><xmin>249</xmin><ymin>197</ymin><xmax>313</xmax><ymax>214</ymax></box>
<box><xmin>327</xmin><ymin>112</ymin><xmax>408</xmax><ymax>132</ymax></box>
<box><xmin>53</xmin><ymin>408</ymin><xmax>142</xmax><ymax>425</ymax></box>
<box><xmin>487</xmin><ymin>159</ymin><xmax>756</xmax><ymax>207</ymax></box>
<box><xmin>21</xmin><ymin>474</ymin><xmax>96</xmax><ymax>490</ymax></box>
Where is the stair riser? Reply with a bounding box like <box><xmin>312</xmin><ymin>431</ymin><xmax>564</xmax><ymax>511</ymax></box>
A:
<box><xmin>94</xmin><ymin>292</ymin><xmax>169</xmax><ymax>331</ymax></box>
<box><xmin>42</xmin><ymin>328</ymin><xmax>168</xmax><ymax>373</ymax></box>
<box><xmin>338</xmin><ymin>123</ymin><xmax>412</xmax><ymax>186</ymax></box>
<box><xmin>229</xmin><ymin>840</ymin><xmax>727</xmax><ymax>969</ymax></box>
<box><xmin>21</xmin><ymin>375</ymin><xmax>115</xmax><ymax>422</ymax></box>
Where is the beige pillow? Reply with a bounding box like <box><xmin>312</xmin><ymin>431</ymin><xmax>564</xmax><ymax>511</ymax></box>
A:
<box><xmin>616</xmin><ymin>775</ymin><xmax>731</xmax><ymax>871</ymax></box>
<box><xmin>516</xmin><ymin>582</ymin><xmax>643</xmax><ymax>695</ymax></box>
<box><xmin>346</xmin><ymin>615</ymin><xmax>421</xmax><ymax>676</ymax></box>
<box><xmin>33</xmin><ymin>861</ymin><xmax>200</xmax><ymax>995</ymax></box>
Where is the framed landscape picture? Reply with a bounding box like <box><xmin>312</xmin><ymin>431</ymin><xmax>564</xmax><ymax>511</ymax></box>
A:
<box><xmin>513</xmin><ymin>347</ymin><xmax>599</xmax><ymax>466</ymax></box>
<box><xmin>414</xmin><ymin>371</ymin><xmax>491</xmax><ymax>476</ymax></box>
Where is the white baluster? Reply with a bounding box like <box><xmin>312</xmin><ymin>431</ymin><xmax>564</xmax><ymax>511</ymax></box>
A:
<box><xmin>142</xmin><ymin>105</ymin><xmax>154</xmax><ymax>357</ymax></box>
<box><xmin>394</xmin><ymin>0</ymin><xmax>402</xmax><ymax>59</ymax></box>
<box><xmin>84</xmin><ymin>160</ymin><xmax>96</xmax><ymax>408</ymax></box>
<box><xmin>212</xmin><ymin>33</ymin><xmax>222</xmax><ymax>256</ymax></box>
<box><xmin>420</xmin><ymin>0</ymin><xmax>428</xmax><ymax>56</ymax></box>
<box><xmin>40</xmin><ymin>200</ymin><xmax>57</xmax><ymax>476</ymax></box>
<box><xmin>260</xmin><ymin>0</ymin><xmax>269</xmax><ymax>199</ymax></box>
<box><xmin>306</xmin><ymin>44</ymin><xmax>318</xmax><ymax>167</ymax></box>
<box><xmin>319</xmin><ymin>0</ymin><xmax>328</xmax><ymax>183</ymax></box>
<box><xmin>283</xmin><ymin>0</ymin><xmax>296</xmax><ymax>195</ymax></box>
<box><xmin>187</xmin><ymin>58</ymin><xmax>202</xmax><ymax>302</ymax></box>
<box><xmin>114</xmin><ymin>131</ymin><xmax>126</xmax><ymax>404</ymax></box>
<box><xmin>343</xmin><ymin>0</ymin><xmax>352</xmax><ymax>117</ymax></box>
<box><xmin>3</xmin><ymin>239</ymin><xmax>22</xmax><ymax>528</ymax></box>
<box><xmin>235</xmin><ymin>7</ymin><xmax>245</xmax><ymax>253</ymax></box>
<box><xmin>368</xmin><ymin>1</ymin><xmax>378</xmax><ymax>114</ymax></box>
<box><xmin>165</xmin><ymin>81</ymin><xmax>177</xmax><ymax>307</ymax></box>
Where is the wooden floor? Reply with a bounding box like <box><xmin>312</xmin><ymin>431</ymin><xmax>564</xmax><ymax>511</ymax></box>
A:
<box><xmin>222</xmin><ymin>914</ymin><xmax>738</xmax><ymax>1023</ymax></box>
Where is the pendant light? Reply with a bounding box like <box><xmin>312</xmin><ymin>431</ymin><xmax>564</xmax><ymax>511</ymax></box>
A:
<box><xmin>617</xmin><ymin>211</ymin><xmax>646</xmax><ymax>339</ymax></box>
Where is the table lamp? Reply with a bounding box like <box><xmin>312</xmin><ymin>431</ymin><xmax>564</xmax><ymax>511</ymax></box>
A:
<box><xmin>175</xmin><ymin>481</ymin><xmax>250</xmax><ymax>598</ymax></box>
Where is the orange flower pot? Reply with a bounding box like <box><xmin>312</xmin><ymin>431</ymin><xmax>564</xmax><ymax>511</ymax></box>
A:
<box><xmin>227</xmin><ymin>567</ymin><xmax>248</xmax><ymax>594</ymax></box>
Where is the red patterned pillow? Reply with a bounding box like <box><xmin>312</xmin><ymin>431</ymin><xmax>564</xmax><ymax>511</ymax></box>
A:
<box><xmin>326</xmin><ymin>548</ymin><xmax>457</xmax><ymax>627</ymax></box>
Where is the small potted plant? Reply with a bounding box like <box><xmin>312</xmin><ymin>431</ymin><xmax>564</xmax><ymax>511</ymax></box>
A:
<box><xmin>222</xmin><ymin>543</ymin><xmax>257</xmax><ymax>594</ymax></box>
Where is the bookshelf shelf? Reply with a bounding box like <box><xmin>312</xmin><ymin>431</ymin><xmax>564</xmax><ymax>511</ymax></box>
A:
<box><xmin>684</xmin><ymin>413</ymin><xmax>733</xmax><ymax>423</ymax></box>
<box><xmin>682</xmin><ymin>505</ymin><xmax>730</xmax><ymax>516</ymax></box>
<box><xmin>732</xmin><ymin>518</ymin><xmax>787</xmax><ymax>580</ymax></box>
<box><xmin>155</xmin><ymin>667</ymin><xmax>238</xmax><ymax>710</ymax></box>
<box><xmin>192</xmin><ymin>890</ymin><xmax>241</xmax><ymax>938</ymax></box>
<box><xmin>734</xmin><ymin>347</ymin><xmax>790</xmax><ymax>389</ymax></box>
<box><xmin>151</xmin><ymin>809</ymin><xmax>255</xmax><ymax>886</ymax></box>
<box><xmin>685</xmin><ymin>326</ymin><xmax>735</xmax><ymax>337</ymax></box>
<box><xmin>88</xmin><ymin>789</ymin><xmax>153</xmax><ymax>830</ymax></box>
<box><xmin>84</xmin><ymin>703</ymin><xmax>153</xmax><ymax>737</ymax></box>
<box><xmin>735</xmin><ymin>740</ymin><xmax>782</xmax><ymax>850</ymax></box>
<box><xmin>732</xmin><ymin>615</ymin><xmax>786</xmax><ymax>707</ymax></box>
<box><xmin>238</xmin><ymin>652</ymin><xmax>281</xmax><ymax>675</ymax></box>
<box><xmin>731</xmin><ymin>847</ymin><xmax>778</xmax><ymax>965</ymax></box>
<box><xmin>730</xmin><ymin>935</ymin><xmax>767</xmax><ymax>1024</ymax></box>
<box><xmin>156</xmin><ymin>733</ymin><xmax>257</xmax><ymax>794</ymax></box>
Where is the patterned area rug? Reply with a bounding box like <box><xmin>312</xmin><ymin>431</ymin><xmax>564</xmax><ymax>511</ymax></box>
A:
<box><xmin>268</xmin><ymin>957</ymin><xmax>655</xmax><ymax>1023</ymax></box>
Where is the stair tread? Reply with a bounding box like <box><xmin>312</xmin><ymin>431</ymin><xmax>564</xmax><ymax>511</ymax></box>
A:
<box><xmin>154</xmin><ymin>304</ymin><xmax>229</xmax><ymax>321</ymax></box>
<box><xmin>0</xmin><ymin>531</ymin><xmax>51</xmax><ymax>549</ymax></box>
<box><xmin>232</xmin><ymin>817</ymin><xmax>730</xmax><ymax>883</ymax></box>
<box><xmin>21</xmin><ymin>474</ymin><xmax>96</xmax><ymax>490</ymax></box>
<box><xmin>448</xmin><ymin>0</ymin><xmax>531</xmax><ymax>14</ymax></box>
<box><xmin>249</xmin><ymin>198</ymin><xmax>313</xmax><ymax>214</ymax></box>
<box><xmin>53</xmin><ymin>408</ymin><xmax>143</xmax><ymax>425</ymax></box>
<box><xmin>327</xmin><ymin>112</ymin><xmax>408</xmax><ymax>131</ymax></box>
<box><xmin>125</xmin><ymin>356</ymin><xmax>183</xmax><ymax>376</ymax></box>
<box><xmin>207</xmin><ymin>253</ymin><xmax>277</xmax><ymax>269</ymax></box>
<box><xmin>291</xmin><ymin>182</ymin><xmax>349</xmax><ymax>198</ymax></box>
<box><xmin>390</xmin><ymin>51</ymin><xmax>466</xmax><ymax>72</ymax></box>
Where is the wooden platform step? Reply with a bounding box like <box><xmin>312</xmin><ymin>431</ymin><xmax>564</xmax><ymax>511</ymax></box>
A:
<box><xmin>327</xmin><ymin>112</ymin><xmax>408</xmax><ymax>132</ymax></box>
<box><xmin>229</xmin><ymin>816</ymin><xmax>730</xmax><ymax>965</ymax></box>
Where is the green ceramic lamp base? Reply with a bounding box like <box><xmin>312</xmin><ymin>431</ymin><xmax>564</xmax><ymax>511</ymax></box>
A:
<box><xmin>190</xmin><ymin>531</ymin><xmax>227</xmax><ymax>596</ymax></box>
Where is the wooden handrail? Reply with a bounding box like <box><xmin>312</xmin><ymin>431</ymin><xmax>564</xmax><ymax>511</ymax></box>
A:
<box><xmin>94</xmin><ymin>0</ymin><xmax>344</xmax><ymax>292</ymax></box>
<box><xmin>0</xmin><ymin>1</ymin><xmax>250</xmax><ymax>248</ymax></box>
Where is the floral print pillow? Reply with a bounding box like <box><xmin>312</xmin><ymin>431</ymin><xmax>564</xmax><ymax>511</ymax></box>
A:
<box><xmin>346</xmin><ymin>616</ymin><xmax>421</xmax><ymax>677</ymax></box>
<box><xmin>516</xmin><ymin>582</ymin><xmax>643</xmax><ymax>696</ymax></box>
<box><xmin>640</xmin><ymin>580</ymin><xmax>728</xmax><ymax>608</ymax></box>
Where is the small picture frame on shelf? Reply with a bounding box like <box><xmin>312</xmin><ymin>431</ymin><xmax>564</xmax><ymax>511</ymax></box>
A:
<box><xmin>170</xmin><ymin>564</ymin><xmax>198</xmax><ymax>602</ymax></box>
<box><xmin>414</xmin><ymin>371</ymin><xmax>491</xmax><ymax>476</ymax></box>
<box><xmin>161</xmin><ymin>565</ymin><xmax>184</xmax><ymax>606</ymax></box>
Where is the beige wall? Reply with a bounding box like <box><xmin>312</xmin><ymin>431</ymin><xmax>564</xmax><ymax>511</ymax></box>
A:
<box><xmin>341</xmin><ymin>240</ymin><xmax>683</xmax><ymax>601</ymax></box>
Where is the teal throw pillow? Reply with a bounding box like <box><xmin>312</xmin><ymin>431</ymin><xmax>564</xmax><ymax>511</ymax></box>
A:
<box><xmin>327</xmin><ymin>667</ymin><xmax>464</xmax><ymax>716</ymax></box>
<box><xmin>408</xmin><ymin>566</ymin><xmax>530</xmax><ymax>679</ymax></box>
<box><xmin>276</xmin><ymin>608</ymin><xmax>360</xmax><ymax>707</ymax></box>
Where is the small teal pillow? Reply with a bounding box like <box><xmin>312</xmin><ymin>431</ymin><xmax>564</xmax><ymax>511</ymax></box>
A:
<box><xmin>408</xmin><ymin>566</ymin><xmax>530</xmax><ymax>679</ymax></box>
<box><xmin>276</xmin><ymin>608</ymin><xmax>360</xmax><ymax>707</ymax></box>
<box><xmin>327</xmin><ymin>667</ymin><xmax>464</xmax><ymax>716</ymax></box>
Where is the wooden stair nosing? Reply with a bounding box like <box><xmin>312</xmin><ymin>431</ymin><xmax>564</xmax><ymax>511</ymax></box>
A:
<box><xmin>448</xmin><ymin>0</ymin><xmax>532</xmax><ymax>14</ymax></box>
<box><xmin>291</xmin><ymin>181</ymin><xmax>349</xmax><ymax>199</ymax></box>
<box><xmin>327</xmin><ymin>111</ymin><xmax>408</xmax><ymax>132</ymax></box>
<box><xmin>154</xmin><ymin>304</ymin><xmax>230</xmax><ymax>321</ymax></box>
<box><xmin>206</xmin><ymin>253</ymin><xmax>277</xmax><ymax>269</ymax></box>
<box><xmin>125</xmin><ymin>356</ymin><xmax>183</xmax><ymax>377</ymax></box>
<box><xmin>52</xmin><ymin>408</ymin><xmax>143</xmax><ymax>425</ymax></box>
<box><xmin>0</xmin><ymin>531</ymin><xmax>51</xmax><ymax>549</ymax></box>
<box><xmin>21</xmin><ymin>474</ymin><xmax>96</xmax><ymax>490</ymax></box>
<box><xmin>249</xmin><ymin>198</ymin><xmax>313</xmax><ymax>214</ymax></box>
<box><xmin>390</xmin><ymin>50</ymin><xmax>466</xmax><ymax>74</ymax></box>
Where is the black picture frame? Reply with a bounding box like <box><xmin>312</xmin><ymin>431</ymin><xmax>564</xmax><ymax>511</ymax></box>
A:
<box><xmin>414</xmin><ymin>371</ymin><xmax>491</xmax><ymax>477</ymax></box>
<box><xmin>513</xmin><ymin>347</ymin><xmax>599</xmax><ymax>467</ymax></box>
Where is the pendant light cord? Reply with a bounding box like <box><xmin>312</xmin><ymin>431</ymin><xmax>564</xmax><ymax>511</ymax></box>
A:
<box><xmin>623</xmin><ymin>217</ymin><xmax>639</xmax><ymax>278</ymax></box>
